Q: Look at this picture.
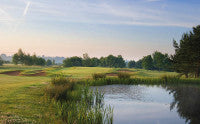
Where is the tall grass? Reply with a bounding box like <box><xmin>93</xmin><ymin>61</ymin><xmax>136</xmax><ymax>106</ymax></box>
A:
<box><xmin>161</xmin><ymin>75</ymin><xmax>180</xmax><ymax>83</ymax></box>
<box><xmin>86</xmin><ymin>76</ymin><xmax>200</xmax><ymax>86</ymax></box>
<box><xmin>45</xmin><ymin>75</ymin><xmax>113</xmax><ymax>124</ymax></box>
<box><xmin>92</xmin><ymin>73</ymin><xmax>106</xmax><ymax>80</ymax></box>
<box><xmin>117</xmin><ymin>72</ymin><xmax>131</xmax><ymax>79</ymax></box>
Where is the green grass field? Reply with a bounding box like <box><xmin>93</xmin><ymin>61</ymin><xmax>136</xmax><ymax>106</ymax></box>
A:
<box><xmin>0</xmin><ymin>64</ymin><xmax>179</xmax><ymax>123</ymax></box>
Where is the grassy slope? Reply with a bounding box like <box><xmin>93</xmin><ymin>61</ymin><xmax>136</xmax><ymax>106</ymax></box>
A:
<box><xmin>0</xmin><ymin>64</ymin><xmax>45</xmax><ymax>74</ymax></box>
<box><xmin>132</xmin><ymin>69</ymin><xmax>177</xmax><ymax>78</ymax></box>
<box><xmin>47</xmin><ymin>67</ymin><xmax>115</xmax><ymax>78</ymax></box>
<box><xmin>0</xmin><ymin>65</ymin><xmax>179</xmax><ymax>123</ymax></box>
<box><xmin>0</xmin><ymin>74</ymin><xmax>52</xmax><ymax>123</ymax></box>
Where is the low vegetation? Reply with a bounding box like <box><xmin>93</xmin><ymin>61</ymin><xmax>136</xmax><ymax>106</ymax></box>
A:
<box><xmin>117</xmin><ymin>72</ymin><xmax>131</xmax><ymax>79</ymax></box>
<box><xmin>92</xmin><ymin>73</ymin><xmax>106</xmax><ymax>80</ymax></box>
<box><xmin>1</xmin><ymin>64</ymin><xmax>200</xmax><ymax>123</ymax></box>
<box><xmin>45</xmin><ymin>75</ymin><xmax>113</xmax><ymax>123</ymax></box>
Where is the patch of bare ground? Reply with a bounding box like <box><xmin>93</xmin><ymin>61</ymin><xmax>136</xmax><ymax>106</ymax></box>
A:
<box><xmin>106</xmin><ymin>73</ymin><xmax>118</xmax><ymax>76</ymax></box>
<box><xmin>0</xmin><ymin>71</ymin><xmax>21</xmax><ymax>76</ymax></box>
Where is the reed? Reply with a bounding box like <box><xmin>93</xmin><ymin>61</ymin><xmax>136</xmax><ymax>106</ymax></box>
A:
<box><xmin>45</xmin><ymin>75</ymin><xmax>113</xmax><ymax>124</ymax></box>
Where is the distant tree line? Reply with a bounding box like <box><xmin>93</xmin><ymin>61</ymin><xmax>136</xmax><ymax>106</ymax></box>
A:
<box><xmin>63</xmin><ymin>53</ymin><xmax>126</xmax><ymax>68</ymax></box>
<box><xmin>9</xmin><ymin>25</ymin><xmax>200</xmax><ymax>78</ymax></box>
<box><xmin>128</xmin><ymin>51</ymin><xmax>172</xmax><ymax>71</ymax></box>
<box><xmin>12</xmin><ymin>49</ymin><xmax>54</xmax><ymax>66</ymax></box>
<box><xmin>172</xmin><ymin>25</ymin><xmax>200</xmax><ymax>78</ymax></box>
<box><xmin>0</xmin><ymin>57</ymin><xmax>3</xmax><ymax>66</ymax></box>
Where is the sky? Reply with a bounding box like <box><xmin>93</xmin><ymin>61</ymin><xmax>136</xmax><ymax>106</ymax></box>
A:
<box><xmin>0</xmin><ymin>0</ymin><xmax>199</xmax><ymax>60</ymax></box>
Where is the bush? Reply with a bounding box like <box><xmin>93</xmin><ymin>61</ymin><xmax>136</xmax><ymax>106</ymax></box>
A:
<box><xmin>92</xmin><ymin>73</ymin><xmax>106</xmax><ymax>80</ymax></box>
<box><xmin>45</xmin><ymin>75</ymin><xmax>76</xmax><ymax>101</ymax></box>
<box><xmin>117</xmin><ymin>72</ymin><xmax>131</xmax><ymax>79</ymax></box>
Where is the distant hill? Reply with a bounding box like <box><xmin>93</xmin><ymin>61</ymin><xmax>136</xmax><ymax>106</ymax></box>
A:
<box><xmin>0</xmin><ymin>54</ymin><xmax>66</xmax><ymax>64</ymax></box>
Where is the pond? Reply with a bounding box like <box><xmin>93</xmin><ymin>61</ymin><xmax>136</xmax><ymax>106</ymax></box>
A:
<box><xmin>91</xmin><ymin>84</ymin><xmax>200</xmax><ymax>124</ymax></box>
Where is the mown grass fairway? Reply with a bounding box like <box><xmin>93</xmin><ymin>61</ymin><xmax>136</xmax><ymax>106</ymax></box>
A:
<box><xmin>0</xmin><ymin>75</ymin><xmax>52</xmax><ymax>123</ymax></box>
<box><xmin>0</xmin><ymin>64</ymin><xmax>180</xmax><ymax>123</ymax></box>
<box><xmin>48</xmin><ymin>67</ymin><xmax>115</xmax><ymax>78</ymax></box>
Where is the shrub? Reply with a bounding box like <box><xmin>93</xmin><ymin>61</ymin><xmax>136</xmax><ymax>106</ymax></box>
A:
<box><xmin>117</xmin><ymin>72</ymin><xmax>131</xmax><ymax>79</ymax></box>
<box><xmin>45</xmin><ymin>75</ymin><xmax>76</xmax><ymax>101</ymax></box>
<box><xmin>92</xmin><ymin>73</ymin><xmax>106</xmax><ymax>80</ymax></box>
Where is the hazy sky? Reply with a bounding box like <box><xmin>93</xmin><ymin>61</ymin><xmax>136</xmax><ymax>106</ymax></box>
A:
<box><xmin>0</xmin><ymin>0</ymin><xmax>199</xmax><ymax>60</ymax></box>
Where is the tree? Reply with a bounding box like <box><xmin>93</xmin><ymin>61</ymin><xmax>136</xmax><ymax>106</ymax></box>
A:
<box><xmin>106</xmin><ymin>55</ymin><xmax>116</xmax><ymax>67</ymax></box>
<box><xmin>52</xmin><ymin>60</ymin><xmax>56</xmax><ymax>65</ymax></box>
<box><xmin>12</xmin><ymin>54</ymin><xmax>19</xmax><ymax>65</ymax></box>
<box><xmin>152</xmin><ymin>51</ymin><xmax>165</xmax><ymax>71</ymax></box>
<box><xmin>135</xmin><ymin>59</ymin><xmax>143</xmax><ymax>69</ymax></box>
<box><xmin>17</xmin><ymin>48</ymin><xmax>25</xmax><ymax>64</ymax></box>
<box><xmin>24</xmin><ymin>54</ymin><xmax>33</xmax><ymax>65</ymax></box>
<box><xmin>12</xmin><ymin>49</ymin><xmax>46</xmax><ymax>66</ymax></box>
<box><xmin>128</xmin><ymin>60</ymin><xmax>136</xmax><ymax>68</ymax></box>
<box><xmin>0</xmin><ymin>57</ymin><xmax>3</xmax><ymax>66</ymax></box>
<box><xmin>63</xmin><ymin>56</ymin><xmax>82</xmax><ymax>67</ymax></box>
<box><xmin>46</xmin><ymin>59</ymin><xmax>53</xmax><ymax>66</ymax></box>
<box><xmin>172</xmin><ymin>25</ymin><xmax>200</xmax><ymax>78</ymax></box>
<box><xmin>162</xmin><ymin>54</ymin><xmax>172</xmax><ymax>71</ymax></box>
<box><xmin>100</xmin><ymin>57</ymin><xmax>106</xmax><ymax>67</ymax></box>
<box><xmin>37</xmin><ymin>58</ymin><xmax>46</xmax><ymax>66</ymax></box>
<box><xmin>82</xmin><ymin>53</ymin><xmax>92</xmax><ymax>67</ymax></box>
<box><xmin>142</xmin><ymin>55</ymin><xmax>154</xmax><ymax>70</ymax></box>
<box><xmin>90</xmin><ymin>57</ymin><xmax>100</xmax><ymax>67</ymax></box>
<box><xmin>115</xmin><ymin>55</ymin><xmax>126</xmax><ymax>68</ymax></box>
<box><xmin>12</xmin><ymin>49</ymin><xmax>25</xmax><ymax>64</ymax></box>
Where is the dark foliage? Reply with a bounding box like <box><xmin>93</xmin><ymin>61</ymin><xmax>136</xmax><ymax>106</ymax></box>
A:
<box><xmin>172</xmin><ymin>25</ymin><xmax>200</xmax><ymax>78</ymax></box>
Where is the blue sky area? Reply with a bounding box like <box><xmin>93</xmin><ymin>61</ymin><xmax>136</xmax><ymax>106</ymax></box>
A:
<box><xmin>0</xmin><ymin>0</ymin><xmax>199</xmax><ymax>60</ymax></box>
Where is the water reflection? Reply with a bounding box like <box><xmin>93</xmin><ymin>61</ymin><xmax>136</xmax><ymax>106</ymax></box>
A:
<box><xmin>91</xmin><ymin>84</ymin><xmax>200</xmax><ymax>124</ymax></box>
<box><xmin>164</xmin><ymin>85</ymin><xmax>200</xmax><ymax>124</ymax></box>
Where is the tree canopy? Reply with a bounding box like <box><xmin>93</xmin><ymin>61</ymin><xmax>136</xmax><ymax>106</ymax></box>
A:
<box><xmin>172</xmin><ymin>25</ymin><xmax>200</xmax><ymax>78</ymax></box>
<box><xmin>12</xmin><ymin>49</ymin><xmax>46</xmax><ymax>66</ymax></box>
<box><xmin>63</xmin><ymin>54</ymin><xmax>126</xmax><ymax>68</ymax></box>
<box><xmin>128</xmin><ymin>51</ymin><xmax>172</xmax><ymax>71</ymax></box>
<box><xmin>142</xmin><ymin>55</ymin><xmax>154</xmax><ymax>70</ymax></box>
<box><xmin>0</xmin><ymin>57</ymin><xmax>3</xmax><ymax>66</ymax></box>
<box><xmin>128</xmin><ymin>60</ymin><xmax>136</xmax><ymax>68</ymax></box>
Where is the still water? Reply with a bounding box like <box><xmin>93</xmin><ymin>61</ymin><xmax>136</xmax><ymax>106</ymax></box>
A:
<box><xmin>91</xmin><ymin>84</ymin><xmax>200</xmax><ymax>124</ymax></box>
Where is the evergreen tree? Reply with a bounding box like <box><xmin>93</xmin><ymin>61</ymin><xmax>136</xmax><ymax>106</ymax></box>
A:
<box><xmin>172</xmin><ymin>25</ymin><xmax>200</xmax><ymax>78</ymax></box>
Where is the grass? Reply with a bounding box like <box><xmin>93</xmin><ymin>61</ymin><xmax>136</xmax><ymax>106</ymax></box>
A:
<box><xmin>117</xmin><ymin>72</ymin><xmax>131</xmax><ymax>79</ymax></box>
<box><xmin>92</xmin><ymin>73</ymin><xmax>106</xmax><ymax>80</ymax></box>
<box><xmin>131</xmin><ymin>68</ymin><xmax>178</xmax><ymax>78</ymax></box>
<box><xmin>0</xmin><ymin>64</ymin><xmax>46</xmax><ymax>76</ymax></box>
<box><xmin>0</xmin><ymin>75</ymin><xmax>53</xmax><ymax>123</ymax></box>
<box><xmin>47</xmin><ymin>67</ymin><xmax>115</xmax><ymax>78</ymax></box>
<box><xmin>0</xmin><ymin>64</ymin><xmax>199</xmax><ymax>123</ymax></box>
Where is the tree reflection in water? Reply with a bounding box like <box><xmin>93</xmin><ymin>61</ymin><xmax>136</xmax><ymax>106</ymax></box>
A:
<box><xmin>164</xmin><ymin>85</ymin><xmax>200</xmax><ymax>124</ymax></box>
